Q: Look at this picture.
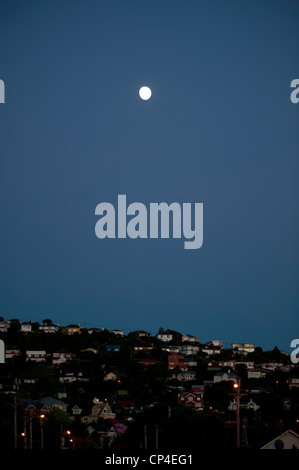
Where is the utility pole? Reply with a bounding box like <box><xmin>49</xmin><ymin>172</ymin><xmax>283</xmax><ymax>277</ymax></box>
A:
<box><xmin>13</xmin><ymin>393</ymin><xmax>18</xmax><ymax>450</ymax></box>
<box><xmin>13</xmin><ymin>377</ymin><xmax>21</xmax><ymax>450</ymax></box>
<box><xmin>232</xmin><ymin>377</ymin><xmax>247</xmax><ymax>449</ymax></box>
<box><xmin>40</xmin><ymin>414</ymin><xmax>45</xmax><ymax>449</ymax></box>
<box><xmin>29</xmin><ymin>409</ymin><xmax>33</xmax><ymax>449</ymax></box>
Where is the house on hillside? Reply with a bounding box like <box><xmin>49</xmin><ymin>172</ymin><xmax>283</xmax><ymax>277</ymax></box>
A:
<box><xmin>133</xmin><ymin>345</ymin><xmax>154</xmax><ymax>353</ymax></box>
<box><xmin>0</xmin><ymin>321</ymin><xmax>8</xmax><ymax>333</ymax></box>
<box><xmin>63</xmin><ymin>325</ymin><xmax>82</xmax><ymax>335</ymax></box>
<box><xmin>288</xmin><ymin>378</ymin><xmax>299</xmax><ymax>389</ymax></box>
<box><xmin>59</xmin><ymin>370</ymin><xmax>89</xmax><ymax>383</ymax></box>
<box><xmin>214</xmin><ymin>370</ymin><xmax>238</xmax><ymax>384</ymax></box>
<box><xmin>110</xmin><ymin>329</ymin><xmax>125</xmax><ymax>337</ymax></box>
<box><xmin>20</xmin><ymin>322</ymin><xmax>33</xmax><ymax>333</ymax></box>
<box><xmin>26</xmin><ymin>351</ymin><xmax>46</xmax><ymax>362</ymax></box>
<box><xmin>5</xmin><ymin>349</ymin><xmax>21</xmax><ymax>360</ymax></box>
<box><xmin>228</xmin><ymin>398</ymin><xmax>260</xmax><ymax>412</ymax></box>
<box><xmin>52</xmin><ymin>352</ymin><xmax>75</xmax><ymax>364</ymax></box>
<box><xmin>231</xmin><ymin>343</ymin><xmax>255</xmax><ymax>354</ymax></box>
<box><xmin>180</xmin><ymin>344</ymin><xmax>200</xmax><ymax>356</ymax></box>
<box><xmin>82</xmin><ymin>398</ymin><xmax>116</xmax><ymax>424</ymax></box>
<box><xmin>182</xmin><ymin>334</ymin><xmax>199</xmax><ymax>343</ymax></box>
<box><xmin>41</xmin><ymin>396</ymin><xmax>68</xmax><ymax>412</ymax></box>
<box><xmin>157</xmin><ymin>328</ymin><xmax>182</xmax><ymax>343</ymax></box>
<box><xmin>171</xmin><ymin>370</ymin><xmax>196</xmax><ymax>381</ymax></box>
<box><xmin>178</xmin><ymin>385</ymin><xmax>204</xmax><ymax>410</ymax></box>
<box><xmin>19</xmin><ymin>398</ymin><xmax>51</xmax><ymax>416</ymax></box>
<box><xmin>134</xmin><ymin>330</ymin><xmax>151</xmax><ymax>338</ymax></box>
<box><xmin>39</xmin><ymin>324</ymin><xmax>59</xmax><ymax>333</ymax></box>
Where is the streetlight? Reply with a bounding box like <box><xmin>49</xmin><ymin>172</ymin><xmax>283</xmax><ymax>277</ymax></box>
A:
<box><xmin>21</xmin><ymin>432</ymin><xmax>27</xmax><ymax>450</ymax></box>
<box><xmin>40</xmin><ymin>414</ymin><xmax>45</xmax><ymax>449</ymax></box>
<box><xmin>233</xmin><ymin>380</ymin><xmax>240</xmax><ymax>448</ymax></box>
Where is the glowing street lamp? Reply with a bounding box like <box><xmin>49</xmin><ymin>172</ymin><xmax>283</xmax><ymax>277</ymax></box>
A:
<box><xmin>40</xmin><ymin>414</ymin><xmax>45</xmax><ymax>449</ymax></box>
<box><xmin>233</xmin><ymin>379</ymin><xmax>240</xmax><ymax>448</ymax></box>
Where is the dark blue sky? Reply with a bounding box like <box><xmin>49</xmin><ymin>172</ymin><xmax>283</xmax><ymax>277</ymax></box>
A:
<box><xmin>0</xmin><ymin>0</ymin><xmax>298</xmax><ymax>351</ymax></box>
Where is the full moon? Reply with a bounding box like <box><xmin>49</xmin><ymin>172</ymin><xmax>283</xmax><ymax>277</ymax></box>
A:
<box><xmin>139</xmin><ymin>86</ymin><xmax>152</xmax><ymax>100</ymax></box>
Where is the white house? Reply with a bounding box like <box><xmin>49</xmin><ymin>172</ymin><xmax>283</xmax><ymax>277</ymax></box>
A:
<box><xmin>214</xmin><ymin>370</ymin><xmax>238</xmax><ymax>384</ymax></box>
<box><xmin>182</xmin><ymin>334</ymin><xmax>199</xmax><ymax>343</ymax></box>
<box><xmin>20</xmin><ymin>322</ymin><xmax>32</xmax><ymax>333</ymax></box>
<box><xmin>39</xmin><ymin>324</ymin><xmax>59</xmax><ymax>333</ymax></box>
<box><xmin>26</xmin><ymin>351</ymin><xmax>46</xmax><ymax>362</ymax></box>
<box><xmin>110</xmin><ymin>329</ymin><xmax>125</xmax><ymax>337</ymax></box>
<box><xmin>202</xmin><ymin>347</ymin><xmax>221</xmax><ymax>356</ymax></box>
<box><xmin>228</xmin><ymin>398</ymin><xmax>260</xmax><ymax>412</ymax></box>
<box><xmin>52</xmin><ymin>352</ymin><xmax>74</xmax><ymax>364</ymax></box>
<box><xmin>180</xmin><ymin>345</ymin><xmax>200</xmax><ymax>356</ymax></box>
<box><xmin>231</xmin><ymin>343</ymin><xmax>255</xmax><ymax>354</ymax></box>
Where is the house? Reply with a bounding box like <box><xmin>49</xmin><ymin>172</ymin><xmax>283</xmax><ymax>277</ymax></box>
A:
<box><xmin>172</xmin><ymin>370</ymin><xmax>196</xmax><ymax>381</ymax></box>
<box><xmin>182</xmin><ymin>334</ymin><xmax>199</xmax><ymax>343</ymax></box>
<box><xmin>183</xmin><ymin>358</ymin><xmax>197</xmax><ymax>368</ymax></box>
<box><xmin>178</xmin><ymin>385</ymin><xmax>204</xmax><ymax>410</ymax></box>
<box><xmin>208</xmin><ymin>340</ymin><xmax>223</xmax><ymax>348</ymax></box>
<box><xmin>87</xmin><ymin>327</ymin><xmax>103</xmax><ymax>334</ymax></box>
<box><xmin>56</xmin><ymin>386</ymin><xmax>67</xmax><ymax>399</ymax></box>
<box><xmin>0</xmin><ymin>321</ymin><xmax>8</xmax><ymax>333</ymax></box>
<box><xmin>288</xmin><ymin>378</ymin><xmax>299</xmax><ymax>389</ymax></box>
<box><xmin>168</xmin><ymin>354</ymin><xmax>185</xmax><ymax>370</ymax></box>
<box><xmin>82</xmin><ymin>398</ymin><xmax>116</xmax><ymax>424</ymax></box>
<box><xmin>157</xmin><ymin>328</ymin><xmax>182</xmax><ymax>343</ymax></box>
<box><xmin>59</xmin><ymin>370</ymin><xmax>89</xmax><ymax>383</ymax></box>
<box><xmin>20</xmin><ymin>322</ymin><xmax>33</xmax><ymax>333</ymax></box>
<box><xmin>39</xmin><ymin>324</ymin><xmax>59</xmax><ymax>333</ymax></box>
<box><xmin>41</xmin><ymin>396</ymin><xmax>68</xmax><ymax>412</ymax></box>
<box><xmin>180</xmin><ymin>345</ymin><xmax>200</xmax><ymax>356</ymax></box>
<box><xmin>19</xmin><ymin>398</ymin><xmax>51</xmax><ymax>416</ymax></box>
<box><xmin>231</xmin><ymin>343</ymin><xmax>255</xmax><ymax>354</ymax></box>
<box><xmin>248</xmin><ymin>369</ymin><xmax>267</xmax><ymax>379</ymax></box>
<box><xmin>208</xmin><ymin>360</ymin><xmax>236</xmax><ymax>370</ymax></box>
<box><xmin>110</xmin><ymin>329</ymin><xmax>125</xmax><ymax>337</ymax></box>
<box><xmin>201</xmin><ymin>347</ymin><xmax>221</xmax><ymax>356</ymax></box>
<box><xmin>228</xmin><ymin>398</ymin><xmax>260</xmax><ymax>412</ymax></box>
<box><xmin>133</xmin><ymin>345</ymin><xmax>154</xmax><ymax>353</ymax></box>
<box><xmin>52</xmin><ymin>352</ymin><xmax>74</xmax><ymax>364</ymax></box>
<box><xmin>103</xmin><ymin>371</ymin><xmax>120</xmax><ymax>382</ymax></box>
<box><xmin>72</xmin><ymin>405</ymin><xmax>83</xmax><ymax>416</ymax></box>
<box><xmin>26</xmin><ymin>350</ymin><xmax>46</xmax><ymax>362</ymax></box>
<box><xmin>134</xmin><ymin>330</ymin><xmax>151</xmax><ymax>338</ymax></box>
<box><xmin>214</xmin><ymin>370</ymin><xmax>238</xmax><ymax>384</ymax></box>
<box><xmin>261</xmin><ymin>429</ymin><xmax>299</xmax><ymax>449</ymax></box>
<box><xmin>161</xmin><ymin>345</ymin><xmax>180</xmax><ymax>354</ymax></box>
<box><xmin>256</xmin><ymin>362</ymin><xmax>280</xmax><ymax>372</ymax></box>
<box><xmin>5</xmin><ymin>349</ymin><xmax>21</xmax><ymax>360</ymax></box>
<box><xmin>63</xmin><ymin>325</ymin><xmax>81</xmax><ymax>335</ymax></box>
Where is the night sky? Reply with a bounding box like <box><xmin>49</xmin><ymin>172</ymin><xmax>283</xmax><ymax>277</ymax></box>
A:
<box><xmin>0</xmin><ymin>0</ymin><xmax>298</xmax><ymax>352</ymax></box>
